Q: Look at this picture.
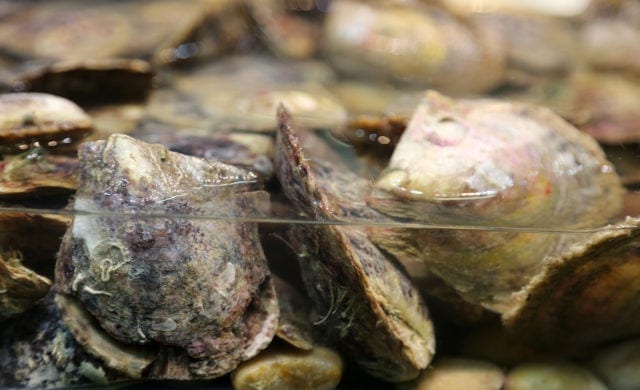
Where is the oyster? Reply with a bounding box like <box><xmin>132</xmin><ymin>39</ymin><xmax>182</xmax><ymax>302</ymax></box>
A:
<box><xmin>275</xmin><ymin>107</ymin><xmax>435</xmax><ymax>382</ymax></box>
<box><xmin>0</xmin><ymin>150</ymin><xmax>79</xmax><ymax>198</ymax></box>
<box><xmin>246</xmin><ymin>0</ymin><xmax>320</xmax><ymax>60</ymax></box>
<box><xmin>398</xmin><ymin>358</ymin><xmax>505</xmax><ymax>390</ymax></box>
<box><xmin>55</xmin><ymin>134</ymin><xmax>278</xmax><ymax>379</ymax></box>
<box><xmin>0</xmin><ymin>292</ymin><xmax>126</xmax><ymax>388</ymax></box>
<box><xmin>0</xmin><ymin>250</ymin><xmax>51</xmax><ymax>320</ymax></box>
<box><xmin>231</xmin><ymin>344</ymin><xmax>343</xmax><ymax>390</ymax></box>
<box><xmin>0</xmin><ymin>213</ymin><xmax>69</xmax><ymax>279</ymax></box>
<box><xmin>0</xmin><ymin>0</ymin><xmax>249</xmax><ymax>65</ymax></box>
<box><xmin>580</xmin><ymin>0</ymin><xmax>640</xmax><ymax>75</ymax></box>
<box><xmin>138</xmin><ymin>132</ymin><xmax>274</xmax><ymax>182</ymax></box>
<box><xmin>322</xmin><ymin>0</ymin><xmax>506</xmax><ymax>94</ymax></box>
<box><xmin>369</xmin><ymin>90</ymin><xmax>624</xmax><ymax>310</ymax></box>
<box><xmin>503</xmin><ymin>217</ymin><xmax>640</xmax><ymax>350</ymax></box>
<box><xmin>504</xmin><ymin>361</ymin><xmax>607</xmax><ymax>390</ymax></box>
<box><xmin>0</xmin><ymin>92</ymin><xmax>92</xmax><ymax>152</ymax></box>
<box><xmin>144</xmin><ymin>56</ymin><xmax>345</xmax><ymax>133</ymax></box>
<box><xmin>471</xmin><ymin>12</ymin><xmax>577</xmax><ymax>74</ymax></box>
<box><xmin>4</xmin><ymin>59</ymin><xmax>154</xmax><ymax>105</ymax></box>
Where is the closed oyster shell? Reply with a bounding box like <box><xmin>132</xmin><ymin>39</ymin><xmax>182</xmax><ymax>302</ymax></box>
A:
<box><xmin>504</xmin><ymin>217</ymin><xmax>640</xmax><ymax>350</ymax></box>
<box><xmin>369</xmin><ymin>91</ymin><xmax>624</xmax><ymax>311</ymax></box>
<box><xmin>275</xmin><ymin>107</ymin><xmax>435</xmax><ymax>382</ymax></box>
<box><xmin>4</xmin><ymin>59</ymin><xmax>154</xmax><ymax>105</ymax></box>
<box><xmin>322</xmin><ymin>0</ymin><xmax>506</xmax><ymax>94</ymax></box>
<box><xmin>0</xmin><ymin>151</ymin><xmax>79</xmax><ymax>198</ymax></box>
<box><xmin>0</xmin><ymin>92</ymin><xmax>92</xmax><ymax>152</ymax></box>
<box><xmin>55</xmin><ymin>134</ymin><xmax>277</xmax><ymax>378</ymax></box>
<box><xmin>0</xmin><ymin>0</ymin><xmax>249</xmax><ymax>65</ymax></box>
<box><xmin>231</xmin><ymin>344</ymin><xmax>344</xmax><ymax>390</ymax></box>
<box><xmin>144</xmin><ymin>56</ymin><xmax>345</xmax><ymax>133</ymax></box>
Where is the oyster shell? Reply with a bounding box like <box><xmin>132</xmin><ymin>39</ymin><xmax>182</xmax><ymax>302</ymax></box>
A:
<box><xmin>0</xmin><ymin>0</ymin><xmax>249</xmax><ymax>65</ymax></box>
<box><xmin>398</xmin><ymin>357</ymin><xmax>505</xmax><ymax>390</ymax></box>
<box><xmin>504</xmin><ymin>361</ymin><xmax>607</xmax><ymax>390</ymax></box>
<box><xmin>322</xmin><ymin>0</ymin><xmax>506</xmax><ymax>94</ymax></box>
<box><xmin>139</xmin><ymin>132</ymin><xmax>274</xmax><ymax>182</ymax></box>
<box><xmin>368</xmin><ymin>90</ymin><xmax>624</xmax><ymax>310</ymax></box>
<box><xmin>144</xmin><ymin>56</ymin><xmax>345</xmax><ymax>133</ymax></box>
<box><xmin>55</xmin><ymin>134</ymin><xmax>278</xmax><ymax>378</ymax></box>
<box><xmin>0</xmin><ymin>250</ymin><xmax>51</xmax><ymax>320</ymax></box>
<box><xmin>0</xmin><ymin>93</ymin><xmax>92</xmax><ymax>152</ymax></box>
<box><xmin>472</xmin><ymin>12</ymin><xmax>577</xmax><ymax>74</ymax></box>
<box><xmin>0</xmin><ymin>292</ymin><xmax>126</xmax><ymax>388</ymax></box>
<box><xmin>273</xmin><ymin>275</ymin><xmax>314</xmax><ymax>350</ymax></box>
<box><xmin>246</xmin><ymin>0</ymin><xmax>320</xmax><ymax>60</ymax></box>
<box><xmin>0</xmin><ymin>150</ymin><xmax>79</xmax><ymax>198</ymax></box>
<box><xmin>580</xmin><ymin>0</ymin><xmax>640</xmax><ymax>75</ymax></box>
<box><xmin>503</xmin><ymin>217</ymin><xmax>640</xmax><ymax>350</ymax></box>
<box><xmin>4</xmin><ymin>59</ymin><xmax>154</xmax><ymax>105</ymax></box>
<box><xmin>275</xmin><ymin>107</ymin><xmax>435</xmax><ymax>382</ymax></box>
<box><xmin>231</xmin><ymin>344</ymin><xmax>343</xmax><ymax>390</ymax></box>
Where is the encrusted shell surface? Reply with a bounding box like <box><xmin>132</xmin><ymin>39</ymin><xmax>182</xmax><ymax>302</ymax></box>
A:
<box><xmin>368</xmin><ymin>91</ymin><xmax>624</xmax><ymax>310</ymax></box>
<box><xmin>55</xmin><ymin>134</ymin><xmax>277</xmax><ymax>378</ymax></box>
<box><xmin>275</xmin><ymin>107</ymin><xmax>435</xmax><ymax>382</ymax></box>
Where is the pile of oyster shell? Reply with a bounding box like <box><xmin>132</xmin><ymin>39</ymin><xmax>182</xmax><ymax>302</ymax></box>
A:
<box><xmin>1</xmin><ymin>0</ymin><xmax>640</xmax><ymax>389</ymax></box>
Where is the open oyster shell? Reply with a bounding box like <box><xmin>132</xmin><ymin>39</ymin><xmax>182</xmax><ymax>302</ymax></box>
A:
<box><xmin>369</xmin><ymin>90</ymin><xmax>624</xmax><ymax>311</ymax></box>
<box><xmin>275</xmin><ymin>107</ymin><xmax>435</xmax><ymax>382</ymax></box>
<box><xmin>55</xmin><ymin>134</ymin><xmax>278</xmax><ymax>379</ymax></box>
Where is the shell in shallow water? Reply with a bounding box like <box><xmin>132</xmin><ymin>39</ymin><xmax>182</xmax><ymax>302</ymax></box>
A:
<box><xmin>503</xmin><ymin>217</ymin><xmax>640</xmax><ymax>350</ymax></box>
<box><xmin>368</xmin><ymin>91</ymin><xmax>624</xmax><ymax>311</ymax></box>
<box><xmin>275</xmin><ymin>107</ymin><xmax>435</xmax><ymax>382</ymax></box>
<box><xmin>55</xmin><ymin>134</ymin><xmax>277</xmax><ymax>378</ymax></box>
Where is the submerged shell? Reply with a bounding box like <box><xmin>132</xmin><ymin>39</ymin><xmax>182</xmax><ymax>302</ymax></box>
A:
<box><xmin>55</xmin><ymin>134</ymin><xmax>277</xmax><ymax>378</ymax></box>
<box><xmin>368</xmin><ymin>90</ymin><xmax>624</xmax><ymax>310</ymax></box>
<box><xmin>275</xmin><ymin>107</ymin><xmax>435</xmax><ymax>382</ymax></box>
<box><xmin>273</xmin><ymin>275</ymin><xmax>314</xmax><ymax>350</ymax></box>
<box><xmin>0</xmin><ymin>93</ymin><xmax>92</xmax><ymax>151</ymax></box>
<box><xmin>398</xmin><ymin>358</ymin><xmax>505</xmax><ymax>390</ymax></box>
<box><xmin>322</xmin><ymin>0</ymin><xmax>506</xmax><ymax>94</ymax></box>
<box><xmin>231</xmin><ymin>344</ymin><xmax>344</xmax><ymax>390</ymax></box>
<box><xmin>0</xmin><ymin>250</ymin><xmax>51</xmax><ymax>320</ymax></box>
<box><xmin>0</xmin><ymin>0</ymin><xmax>248</xmax><ymax>65</ymax></box>
<box><xmin>0</xmin><ymin>151</ymin><xmax>79</xmax><ymax>198</ymax></box>
<box><xmin>503</xmin><ymin>217</ymin><xmax>640</xmax><ymax>350</ymax></box>
<box><xmin>145</xmin><ymin>56</ymin><xmax>345</xmax><ymax>133</ymax></box>
<box><xmin>504</xmin><ymin>361</ymin><xmax>607</xmax><ymax>390</ymax></box>
<box><xmin>4</xmin><ymin>59</ymin><xmax>154</xmax><ymax>105</ymax></box>
<box><xmin>246</xmin><ymin>0</ymin><xmax>320</xmax><ymax>60</ymax></box>
<box><xmin>0</xmin><ymin>292</ymin><xmax>126</xmax><ymax>389</ymax></box>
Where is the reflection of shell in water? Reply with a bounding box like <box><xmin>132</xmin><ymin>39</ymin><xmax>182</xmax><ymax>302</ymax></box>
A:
<box><xmin>55</xmin><ymin>134</ymin><xmax>276</xmax><ymax>378</ymax></box>
<box><xmin>369</xmin><ymin>91</ymin><xmax>624</xmax><ymax>311</ymax></box>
